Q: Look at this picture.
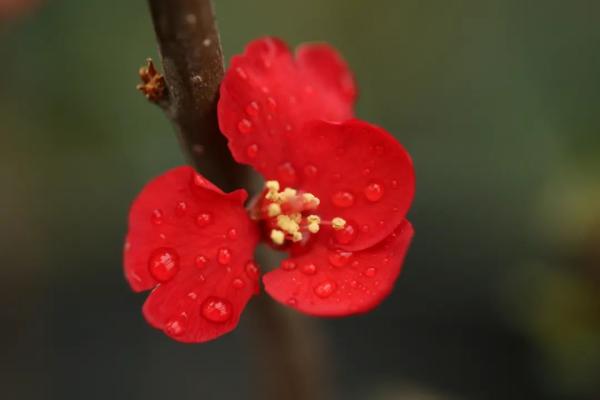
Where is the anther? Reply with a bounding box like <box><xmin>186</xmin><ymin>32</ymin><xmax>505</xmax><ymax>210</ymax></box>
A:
<box><xmin>270</xmin><ymin>229</ymin><xmax>285</xmax><ymax>245</ymax></box>
<box><xmin>331</xmin><ymin>217</ymin><xmax>347</xmax><ymax>230</ymax></box>
<box><xmin>267</xmin><ymin>203</ymin><xmax>281</xmax><ymax>217</ymax></box>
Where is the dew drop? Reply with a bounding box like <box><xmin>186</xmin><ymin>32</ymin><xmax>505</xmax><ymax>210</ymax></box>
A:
<box><xmin>148</xmin><ymin>248</ymin><xmax>179</xmax><ymax>282</ymax></box>
<box><xmin>238</xmin><ymin>118</ymin><xmax>253</xmax><ymax>134</ymax></box>
<box><xmin>201</xmin><ymin>297</ymin><xmax>233</xmax><ymax>323</ymax></box>
<box><xmin>196</xmin><ymin>212</ymin><xmax>212</xmax><ymax>227</ymax></box>
<box><xmin>350</xmin><ymin>280</ymin><xmax>359</xmax><ymax>289</ymax></box>
<box><xmin>245</xmin><ymin>101</ymin><xmax>260</xmax><ymax>117</ymax></box>
<box><xmin>301</xmin><ymin>263</ymin><xmax>317</xmax><ymax>275</ymax></box>
<box><xmin>362</xmin><ymin>168</ymin><xmax>371</xmax><ymax>176</ymax></box>
<box><xmin>391</xmin><ymin>179</ymin><xmax>399</xmax><ymax>189</ymax></box>
<box><xmin>175</xmin><ymin>201</ymin><xmax>188</xmax><ymax>216</ymax></box>
<box><xmin>227</xmin><ymin>228</ymin><xmax>238</xmax><ymax>240</ymax></box>
<box><xmin>195</xmin><ymin>255</ymin><xmax>208</xmax><ymax>269</ymax></box>
<box><xmin>232</xmin><ymin>278</ymin><xmax>245</xmax><ymax>289</ymax></box>
<box><xmin>151</xmin><ymin>209</ymin><xmax>164</xmax><ymax>225</ymax></box>
<box><xmin>245</xmin><ymin>261</ymin><xmax>259</xmax><ymax>279</ymax></box>
<box><xmin>266</xmin><ymin>97</ymin><xmax>277</xmax><ymax>111</ymax></box>
<box><xmin>314</xmin><ymin>280</ymin><xmax>337</xmax><ymax>298</ymax></box>
<box><xmin>328</xmin><ymin>250</ymin><xmax>353</xmax><ymax>268</ymax></box>
<box><xmin>217</xmin><ymin>248</ymin><xmax>232</xmax><ymax>265</ymax></box>
<box><xmin>334</xmin><ymin>222</ymin><xmax>358</xmax><ymax>245</ymax></box>
<box><xmin>281</xmin><ymin>260</ymin><xmax>296</xmax><ymax>271</ymax></box>
<box><xmin>193</xmin><ymin>174</ymin><xmax>206</xmax><ymax>187</ymax></box>
<box><xmin>235</xmin><ymin>67</ymin><xmax>248</xmax><ymax>80</ymax></box>
<box><xmin>287</xmin><ymin>297</ymin><xmax>298</xmax><ymax>306</ymax></box>
<box><xmin>277</xmin><ymin>162</ymin><xmax>297</xmax><ymax>185</ymax></box>
<box><xmin>331</xmin><ymin>191</ymin><xmax>354</xmax><ymax>208</ymax></box>
<box><xmin>165</xmin><ymin>315</ymin><xmax>187</xmax><ymax>337</ymax></box>
<box><xmin>246</xmin><ymin>144</ymin><xmax>259</xmax><ymax>158</ymax></box>
<box><xmin>304</xmin><ymin>164</ymin><xmax>318</xmax><ymax>178</ymax></box>
<box><xmin>187</xmin><ymin>291</ymin><xmax>198</xmax><ymax>300</ymax></box>
<box><xmin>365</xmin><ymin>267</ymin><xmax>377</xmax><ymax>277</ymax></box>
<box><xmin>361</xmin><ymin>224</ymin><xmax>370</xmax><ymax>233</ymax></box>
<box><xmin>364</xmin><ymin>182</ymin><xmax>384</xmax><ymax>202</ymax></box>
<box><xmin>373</xmin><ymin>145</ymin><xmax>384</xmax><ymax>155</ymax></box>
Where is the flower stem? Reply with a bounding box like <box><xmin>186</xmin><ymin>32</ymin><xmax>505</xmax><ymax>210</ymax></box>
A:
<box><xmin>144</xmin><ymin>1</ymin><xmax>331</xmax><ymax>398</ymax></box>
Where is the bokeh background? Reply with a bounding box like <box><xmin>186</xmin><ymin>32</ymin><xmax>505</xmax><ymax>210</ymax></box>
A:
<box><xmin>1</xmin><ymin>0</ymin><xmax>599</xmax><ymax>399</ymax></box>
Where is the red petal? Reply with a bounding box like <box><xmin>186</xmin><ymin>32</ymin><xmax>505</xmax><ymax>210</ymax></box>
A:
<box><xmin>263</xmin><ymin>220</ymin><xmax>413</xmax><ymax>316</ymax></box>
<box><xmin>289</xmin><ymin>119</ymin><xmax>414</xmax><ymax>251</ymax></box>
<box><xmin>124</xmin><ymin>166</ymin><xmax>260</xmax><ymax>342</ymax></box>
<box><xmin>218</xmin><ymin>37</ymin><xmax>356</xmax><ymax>182</ymax></box>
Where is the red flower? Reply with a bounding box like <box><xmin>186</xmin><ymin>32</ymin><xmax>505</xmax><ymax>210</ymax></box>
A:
<box><xmin>124</xmin><ymin>37</ymin><xmax>415</xmax><ymax>343</ymax></box>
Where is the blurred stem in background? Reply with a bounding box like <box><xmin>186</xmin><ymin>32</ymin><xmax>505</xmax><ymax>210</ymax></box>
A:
<box><xmin>143</xmin><ymin>1</ymin><xmax>330</xmax><ymax>399</ymax></box>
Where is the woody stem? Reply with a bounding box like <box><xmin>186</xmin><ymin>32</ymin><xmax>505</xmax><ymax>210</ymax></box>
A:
<box><xmin>145</xmin><ymin>1</ymin><xmax>331</xmax><ymax>399</ymax></box>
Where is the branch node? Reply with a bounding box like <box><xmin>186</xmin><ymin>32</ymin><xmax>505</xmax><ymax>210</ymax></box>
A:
<box><xmin>136</xmin><ymin>58</ymin><xmax>167</xmax><ymax>103</ymax></box>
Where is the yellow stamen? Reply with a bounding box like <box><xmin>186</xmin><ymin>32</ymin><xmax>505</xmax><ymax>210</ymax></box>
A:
<box><xmin>308</xmin><ymin>222</ymin><xmax>320</xmax><ymax>233</ymax></box>
<box><xmin>292</xmin><ymin>231</ymin><xmax>303</xmax><ymax>242</ymax></box>
<box><xmin>280</xmin><ymin>188</ymin><xmax>297</xmax><ymax>201</ymax></box>
<box><xmin>267</xmin><ymin>203</ymin><xmax>281</xmax><ymax>217</ymax></box>
<box><xmin>277</xmin><ymin>215</ymin><xmax>300</xmax><ymax>235</ymax></box>
<box><xmin>302</xmin><ymin>193</ymin><xmax>320</xmax><ymax>208</ymax></box>
<box><xmin>331</xmin><ymin>217</ymin><xmax>346</xmax><ymax>230</ymax></box>
<box><xmin>270</xmin><ymin>229</ymin><xmax>285</xmax><ymax>245</ymax></box>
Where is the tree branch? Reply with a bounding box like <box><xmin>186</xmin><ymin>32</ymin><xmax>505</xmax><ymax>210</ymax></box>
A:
<box><xmin>144</xmin><ymin>1</ymin><xmax>331</xmax><ymax>399</ymax></box>
<box><xmin>147</xmin><ymin>0</ymin><xmax>243</xmax><ymax>190</ymax></box>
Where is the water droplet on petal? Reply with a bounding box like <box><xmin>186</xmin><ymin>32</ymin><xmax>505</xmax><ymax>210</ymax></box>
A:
<box><xmin>165</xmin><ymin>315</ymin><xmax>187</xmax><ymax>337</ymax></box>
<box><xmin>246</xmin><ymin>144</ymin><xmax>259</xmax><ymax>158</ymax></box>
<box><xmin>201</xmin><ymin>297</ymin><xmax>233</xmax><ymax>323</ymax></box>
<box><xmin>195</xmin><ymin>255</ymin><xmax>208</xmax><ymax>269</ymax></box>
<box><xmin>373</xmin><ymin>145</ymin><xmax>384</xmax><ymax>155</ymax></box>
<box><xmin>365</xmin><ymin>267</ymin><xmax>377</xmax><ymax>277</ymax></box>
<box><xmin>196</xmin><ymin>212</ymin><xmax>212</xmax><ymax>227</ymax></box>
<box><xmin>328</xmin><ymin>250</ymin><xmax>352</xmax><ymax>268</ymax></box>
<box><xmin>334</xmin><ymin>222</ymin><xmax>357</xmax><ymax>245</ymax></box>
<box><xmin>364</xmin><ymin>182</ymin><xmax>384</xmax><ymax>202</ymax></box>
<box><xmin>227</xmin><ymin>228</ymin><xmax>238</xmax><ymax>240</ymax></box>
<box><xmin>287</xmin><ymin>297</ymin><xmax>298</xmax><ymax>306</ymax></box>
<box><xmin>235</xmin><ymin>67</ymin><xmax>248</xmax><ymax>80</ymax></box>
<box><xmin>232</xmin><ymin>278</ymin><xmax>245</xmax><ymax>289</ymax></box>
<box><xmin>281</xmin><ymin>260</ymin><xmax>296</xmax><ymax>271</ymax></box>
<box><xmin>391</xmin><ymin>180</ymin><xmax>399</xmax><ymax>189</ymax></box>
<box><xmin>314</xmin><ymin>280</ymin><xmax>337</xmax><ymax>298</ymax></box>
<box><xmin>238</xmin><ymin>118</ymin><xmax>253</xmax><ymax>134</ymax></box>
<box><xmin>245</xmin><ymin>261</ymin><xmax>259</xmax><ymax>279</ymax></box>
<box><xmin>331</xmin><ymin>191</ymin><xmax>354</xmax><ymax>208</ymax></box>
<box><xmin>148</xmin><ymin>248</ymin><xmax>179</xmax><ymax>282</ymax></box>
<box><xmin>350</xmin><ymin>280</ymin><xmax>359</xmax><ymax>288</ymax></box>
<box><xmin>304</xmin><ymin>164</ymin><xmax>318</xmax><ymax>178</ymax></box>
<box><xmin>187</xmin><ymin>291</ymin><xmax>198</xmax><ymax>300</ymax></box>
<box><xmin>361</xmin><ymin>224</ymin><xmax>370</xmax><ymax>233</ymax></box>
<box><xmin>245</xmin><ymin>101</ymin><xmax>260</xmax><ymax>117</ymax></box>
<box><xmin>151</xmin><ymin>209</ymin><xmax>164</xmax><ymax>225</ymax></box>
<box><xmin>301</xmin><ymin>263</ymin><xmax>317</xmax><ymax>275</ymax></box>
<box><xmin>175</xmin><ymin>201</ymin><xmax>188</xmax><ymax>216</ymax></box>
<box><xmin>277</xmin><ymin>162</ymin><xmax>297</xmax><ymax>185</ymax></box>
<box><xmin>362</xmin><ymin>168</ymin><xmax>371</xmax><ymax>176</ymax></box>
<box><xmin>217</xmin><ymin>248</ymin><xmax>232</xmax><ymax>265</ymax></box>
<box><xmin>266</xmin><ymin>97</ymin><xmax>277</xmax><ymax>110</ymax></box>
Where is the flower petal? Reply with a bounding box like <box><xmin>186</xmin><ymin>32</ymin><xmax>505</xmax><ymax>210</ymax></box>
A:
<box><xmin>263</xmin><ymin>220</ymin><xmax>413</xmax><ymax>316</ymax></box>
<box><xmin>287</xmin><ymin>119</ymin><xmax>414</xmax><ymax>251</ymax></box>
<box><xmin>124</xmin><ymin>166</ymin><xmax>260</xmax><ymax>342</ymax></box>
<box><xmin>218</xmin><ymin>37</ymin><xmax>356</xmax><ymax>183</ymax></box>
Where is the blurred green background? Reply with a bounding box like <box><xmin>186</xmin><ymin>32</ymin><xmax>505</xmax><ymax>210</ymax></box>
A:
<box><xmin>1</xmin><ymin>0</ymin><xmax>599</xmax><ymax>399</ymax></box>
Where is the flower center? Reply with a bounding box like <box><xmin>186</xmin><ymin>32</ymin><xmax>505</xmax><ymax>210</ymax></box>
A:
<box><xmin>252</xmin><ymin>180</ymin><xmax>346</xmax><ymax>246</ymax></box>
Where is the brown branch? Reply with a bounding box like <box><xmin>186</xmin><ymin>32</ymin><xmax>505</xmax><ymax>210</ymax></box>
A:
<box><xmin>147</xmin><ymin>0</ymin><xmax>243</xmax><ymax>190</ymax></box>
<box><xmin>144</xmin><ymin>1</ymin><xmax>331</xmax><ymax>399</ymax></box>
